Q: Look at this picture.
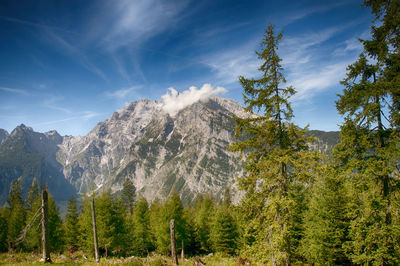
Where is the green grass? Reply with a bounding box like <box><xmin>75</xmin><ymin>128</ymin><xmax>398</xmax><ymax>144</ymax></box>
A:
<box><xmin>0</xmin><ymin>252</ymin><xmax>239</xmax><ymax>265</ymax></box>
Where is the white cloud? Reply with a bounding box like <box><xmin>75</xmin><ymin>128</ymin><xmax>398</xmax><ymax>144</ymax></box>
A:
<box><xmin>200</xmin><ymin>42</ymin><xmax>259</xmax><ymax>86</ymax></box>
<box><xmin>105</xmin><ymin>86</ymin><xmax>142</xmax><ymax>99</ymax></box>
<box><xmin>0</xmin><ymin>87</ymin><xmax>29</xmax><ymax>96</ymax></box>
<box><xmin>88</xmin><ymin>0</ymin><xmax>189</xmax><ymax>51</ymax></box>
<box><xmin>161</xmin><ymin>84</ymin><xmax>227</xmax><ymax>116</ymax></box>
<box><xmin>42</xmin><ymin>96</ymin><xmax>71</xmax><ymax>113</ymax></box>
<box><xmin>289</xmin><ymin>61</ymin><xmax>349</xmax><ymax>102</ymax></box>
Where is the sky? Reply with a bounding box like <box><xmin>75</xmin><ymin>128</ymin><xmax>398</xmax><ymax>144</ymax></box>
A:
<box><xmin>0</xmin><ymin>0</ymin><xmax>373</xmax><ymax>136</ymax></box>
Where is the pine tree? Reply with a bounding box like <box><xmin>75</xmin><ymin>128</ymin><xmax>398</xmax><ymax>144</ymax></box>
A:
<box><xmin>230</xmin><ymin>24</ymin><xmax>320</xmax><ymax>264</ymax></box>
<box><xmin>130</xmin><ymin>197</ymin><xmax>152</xmax><ymax>256</ymax></box>
<box><xmin>210</xmin><ymin>203</ymin><xmax>238</xmax><ymax>255</ymax></box>
<box><xmin>0</xmin><ymin>207</ymin><xmax>8</xmax><ymax>252</ymax></box>
<box><xmin>63</xmin><ymin>196</ymin><xmax>79</xmax><ymax>248</ymax></box>
<box><xmin>48</xmin><ymin>195</ymin><xmax>64</xmax><ymax>253</ymax></box>
<box><xmin>25</xmin><ymin>178</ymin><xmax>39</xmax><ymax>211</ymax></box>
<box><xmin>301</xmin><ymin>166</ymin><xmax>351</xmax><ymax>264</ymax></box>
<box><xmin>194</xmin><ymin>195</ymin><xmax>215</xmax><ymax>253</ymax></box>
<box><xmin>78</xmin><ymin>191</ymin><xmax>127</xmax><ymax>257</ymax></box>
<box><xmin>150</xmin><ymin>192</ymin><xmax>187</xmax><ymax>255</ymax></box>
<box><xmin>122</xmin><ymin>178</ymin><xmax>136</xmax><ymax>215</ymax></box>
<box><xmin>334</xmin><ymin>1</ymin><xmax>400</xmax><ymax>263</ymax></box>
<box><xmin>6</xmin><ymin>179</ymin><xmax>26</xmax><ymax>250</ymax></box>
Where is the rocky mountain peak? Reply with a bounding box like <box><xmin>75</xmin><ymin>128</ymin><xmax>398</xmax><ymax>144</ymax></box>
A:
<box><xmin>0</xmin><ymin>129</ymin><xmax>8</xmax><ymax>144</ymax></box>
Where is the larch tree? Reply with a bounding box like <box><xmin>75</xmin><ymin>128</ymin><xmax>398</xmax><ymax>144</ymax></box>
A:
<box><xmin>230</xmin><ymin>24</ymin><xmax>320</xmax><ymax>264</ymax></box>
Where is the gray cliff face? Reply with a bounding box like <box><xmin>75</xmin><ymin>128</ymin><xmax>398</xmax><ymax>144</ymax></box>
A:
<box><xmin>58</xmin><ymin>97</ymin><xmax>246</xmax><ymax>204</ymax></box>
<box><xmin>0</xmin><ymin>97</ymin><xmax>339</xmax><ymax>206</ymax></box>
<box><xmin>0</xmin><ymin>125</ymin><xmax>76</xmax><ymax>205</ymax></box>
<box><xmin>0</xmin><ymin>129</ymin><xmax>8</xmax><ymax>144</ymax></box>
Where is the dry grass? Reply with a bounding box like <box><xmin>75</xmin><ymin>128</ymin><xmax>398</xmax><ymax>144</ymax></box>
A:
<box><xmin>0</xmin><ymin>252</ymin><xmax>239</xmax><ymax>265</ymax></box>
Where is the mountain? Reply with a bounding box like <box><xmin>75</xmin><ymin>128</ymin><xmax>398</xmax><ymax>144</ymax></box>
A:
<box><xmin>0</xmin><ymin>129</ymin><xmax>8</xmax><ymax>144</ymax></box>
<box><xmin>58</xmin><ymin>97</ymin><xmax>247</xmax><ymax>204</ymax></box>
<box><xmin>0</xmin><ymin>97</ymin><xmax>339</xmax><ymax>206</ymax></box>
<box><xmin>0</xmin><ymin>125</ymin><xmax>76</xmax><ymax>205</ymax></box>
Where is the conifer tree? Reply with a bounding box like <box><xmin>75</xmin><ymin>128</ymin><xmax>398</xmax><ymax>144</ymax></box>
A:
<box><xmin>6</xmin><ymin>180</ymin><xmax>26</xmax><ymax>250</ymax></box>
<box><xmin>335</xmin><ymin>1</ymin><xmax>400</xmax><ymax>263</ymax></box>
<box><xmin>78</xmin><ymin>191</ymin><xmax>127</xmax><ymax>256</ymax></box>
<box><xmin>122</xmin><ymin>178</ymin><xmax>136</xmax><ymax>215</ymax></box>
<box><xmin>47</xmin><ymin>195</ymin><xmax>64</xmax><ymax>252</ymax></box>
<box><xmin>230</xmin><ymin>24</ymin><xmax>320</xmax><ymax>264</ymax></box>
<box><xmin>150</xmin><ymin>192</ymin><xmax>187</xmax><ymax>255</ymax></box>
<box><xmin>0</xmin><ymin>207</ymin><xmax>8</xmax><ymax>252</ymax></box>
<box><xmin>63</xmin><ymin>196</ymin><xmax>79</xmax><ymax>248</ymax></box>
<box><xmin>210</xmin><ymin>203</ymin><xmax>238</xmax><ymax>255</ymax></box>
<box><xmin>25</xmin><ymin>178</ymin><xmax>39</xmax><ymax>211</ymax></box>
<box><xmin>194</xmin><ymin>195</ymin><xmax>215</xmax><ymax>253</ymax></box>
<box><xmin>24</xmin><ymin>192</ymin><xmax>64</xmax><ymax>252</ymax></box>
<box><xmin>301</xmin><ymin>166</ymin><xmax>351</xmax><ymax>264</ymax></box>
<box><xmin>130</xmin><ymin>197</ymin><xmax>152</xmax><ymax>255</ymax></box>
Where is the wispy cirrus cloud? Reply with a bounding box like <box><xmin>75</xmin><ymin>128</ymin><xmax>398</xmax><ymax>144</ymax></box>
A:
<box><xmin>86</xmin><ymin>0</ymin><xmax>189</xmax><ymax>51</ymax></box>
<box><xmin>44</xmin><ymin>29</ymin><xmax>109</xmax><ymax>82</ymax></box>
<box><xmin>104</xmin><ymin>86</ymin><xmax>142</xmax><ymax>99</ymax></box>
<box><xmin>279</xmin><ymin>1</ymin><xmax>348</xmax><ymax>26</ymax></box>
<box><xmin>199</xmin><ymin>41</ymin><xmax>259</xmax><ymax>86</ymax></box>
<box><xmin>42</xmin><ymin>96</ymin><xmax>72</xmax><ymax>113</ymax></box>
<box><xmin>0</xmin><ymin>87</ymin><xmax>29</xmax><ymax>96</ymax></box>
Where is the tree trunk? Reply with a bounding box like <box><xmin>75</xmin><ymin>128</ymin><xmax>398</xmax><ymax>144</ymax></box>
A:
<box><xmin>91</xmin><ymin>198</ymin><xmax>100</xmax><ymax>263</ymax></box>
<box><xmin>170</xmin><ymin>219</ymin><xmax>178</xmax><ymax>265</ymax></box>
<box><xmin>41</xmin><ymin>188</ymin><xmax>51</xmax><ymax>263</ymax></box>
<box><xmin>181</xmin><ymin>239</ymin><xmax>184</xmax><ymax>261</ymax></box>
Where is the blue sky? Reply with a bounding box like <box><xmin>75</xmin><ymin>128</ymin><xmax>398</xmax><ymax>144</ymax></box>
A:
<box><xmin>0</xmin><ymin>0</ymin><xmax>372</xmax><ymax>136</ymax></box>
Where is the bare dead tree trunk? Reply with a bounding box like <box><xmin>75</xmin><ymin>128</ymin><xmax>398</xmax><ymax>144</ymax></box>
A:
<box><xmin>91</xmin><ymin>198</ymin><xmax>100</xmax><ymax>263</ymax></box>
<box><xmin>170</xmin><ymin>219</ymin><xmax>178</xmax><ymax>265</ymax></box>
<box><xmin>181</xmin><ymin>239</ymin><xmax>184</xmax><ymax>261</ymax></box>
<box><xmin>41</xmin><ymin>188</ymin><xmax>51</xmax><ymax>263</ymax></box>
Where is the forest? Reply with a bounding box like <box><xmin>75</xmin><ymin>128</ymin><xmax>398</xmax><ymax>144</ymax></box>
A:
<box><xmin>1</xmin><ymin>0</ymin><xmax>399</xmax><ymax>265</ymax></box>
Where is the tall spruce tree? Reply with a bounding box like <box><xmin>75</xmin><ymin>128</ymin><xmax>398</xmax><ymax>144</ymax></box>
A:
<box><xmin>194</xmin><ymin>195</ymin><xmax>215</xmax><ymax>253</ymax></box>
<box><xmin>130</xmin><ymin>197</ymin><xmax>152</xmax><ymax>256</ymax></box>
<box><xmin>6</xmin><ymin>179</ymin><xmax>26</xmax><ymax>250</ymax></box>
<box><xmin>334</xmin><ymin>1</ymin><xmax>400</xmax><ymax>264</ymax></box>
<box><xmin>121</xmin><ymin>178</ymin><xmax>136</xmax><ymax>215</ymax></box>
<box><xmin>301</xmin><ymin>166</ymin><xmax>351</xmax><ymax>264</ymax></box>
<box><xmin>63</xmin><ymin>196</ymin><xmax>79</xmax><ymax>248</ymax></box>
<box><xmin>210</xmin><ymin>202</ymin><xmax>238</xmax><ymax>255</ymax></box>
<box><xmin>230</xmin><ymin>24</ymin><xmax>320</xmax><ymax>264</ymax></box>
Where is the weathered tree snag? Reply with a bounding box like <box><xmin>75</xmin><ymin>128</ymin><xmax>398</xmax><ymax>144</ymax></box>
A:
<box><xmin>41</xmin><ymin>188</ymin><xmax>51</xmax><ymax>263</ymax></box>
<box><xmin>170</xmin><ymin>219</ymin><xmax>178</xmax><ymax>265</ymax></box>
<box><xmin>91</xmin><ymin>198</ymin><xmax>100</xmax><ymax>263</ymax></box>
<box><xmin>181</xmin><ymin>239</ymin><xmax>184</xmax><ymax>261</ymax></box>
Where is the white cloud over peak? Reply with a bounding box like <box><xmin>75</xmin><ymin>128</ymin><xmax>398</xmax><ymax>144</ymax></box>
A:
<box><xmin>161</xmin><ymin>84</ymin><xmax>227</xmax><ymax>116</ymax></box>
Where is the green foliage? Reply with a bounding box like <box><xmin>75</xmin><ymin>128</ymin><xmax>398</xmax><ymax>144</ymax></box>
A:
<box><xmin>301</xmin><ymin>166</ymin><xmax>351</xmax><ymax>265</ymax></box>
<box><xmin>63</xmin><ymin>196</ymin><xmax>79</xmax><ymax>248</ymax></box>
<box><xmin>121</xmin><ymin>178</ymin><xmax>136</xmax><ymax>215</ymax></box>
<box><xmin>78</xmin><ymin>191</ymin><xmax>128</xmax><ymax>256</ymax></box>
<box><xmin>0</xmin><ymin>207</ymin><xmax>8</xmax><ymax>252</ymax></box>
<box><xmin>149</xmin><ymin>192</ymin><xmax>187</xmax><ymax>255</ymax></box>
<box><xmin>130</xmin><ymin>197</ymin><xmax>152</xmax><ymax>255</ymax></box>
<box><xmin>194</xmin><ymin>195</ymin><xmax>215</xmax><ymax>253</ymax></box>
<box><xmin>210</xmin><ymin>204</ymin><xmax>238</xmax><ymax>255</ymax></box>
<box><xmin>6</xmin><ymin>180</ymin><xmax>26</xmax><ymax>250</ymax></box>
<box><xmin>333</xmin><ymin>1</ymin><xmax>400</xmax><ymax>264</ymax></box>
<box><xmin>230</xmin><ymin>23</ymin><xmax>321</xmax><ymax>264</ymax></box>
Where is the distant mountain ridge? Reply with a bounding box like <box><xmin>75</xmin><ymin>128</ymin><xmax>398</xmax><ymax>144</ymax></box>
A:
<box><xmin>0</xmin><ymin>96</ymin><xmax>339</xmax><ymax>206</ymax></box>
